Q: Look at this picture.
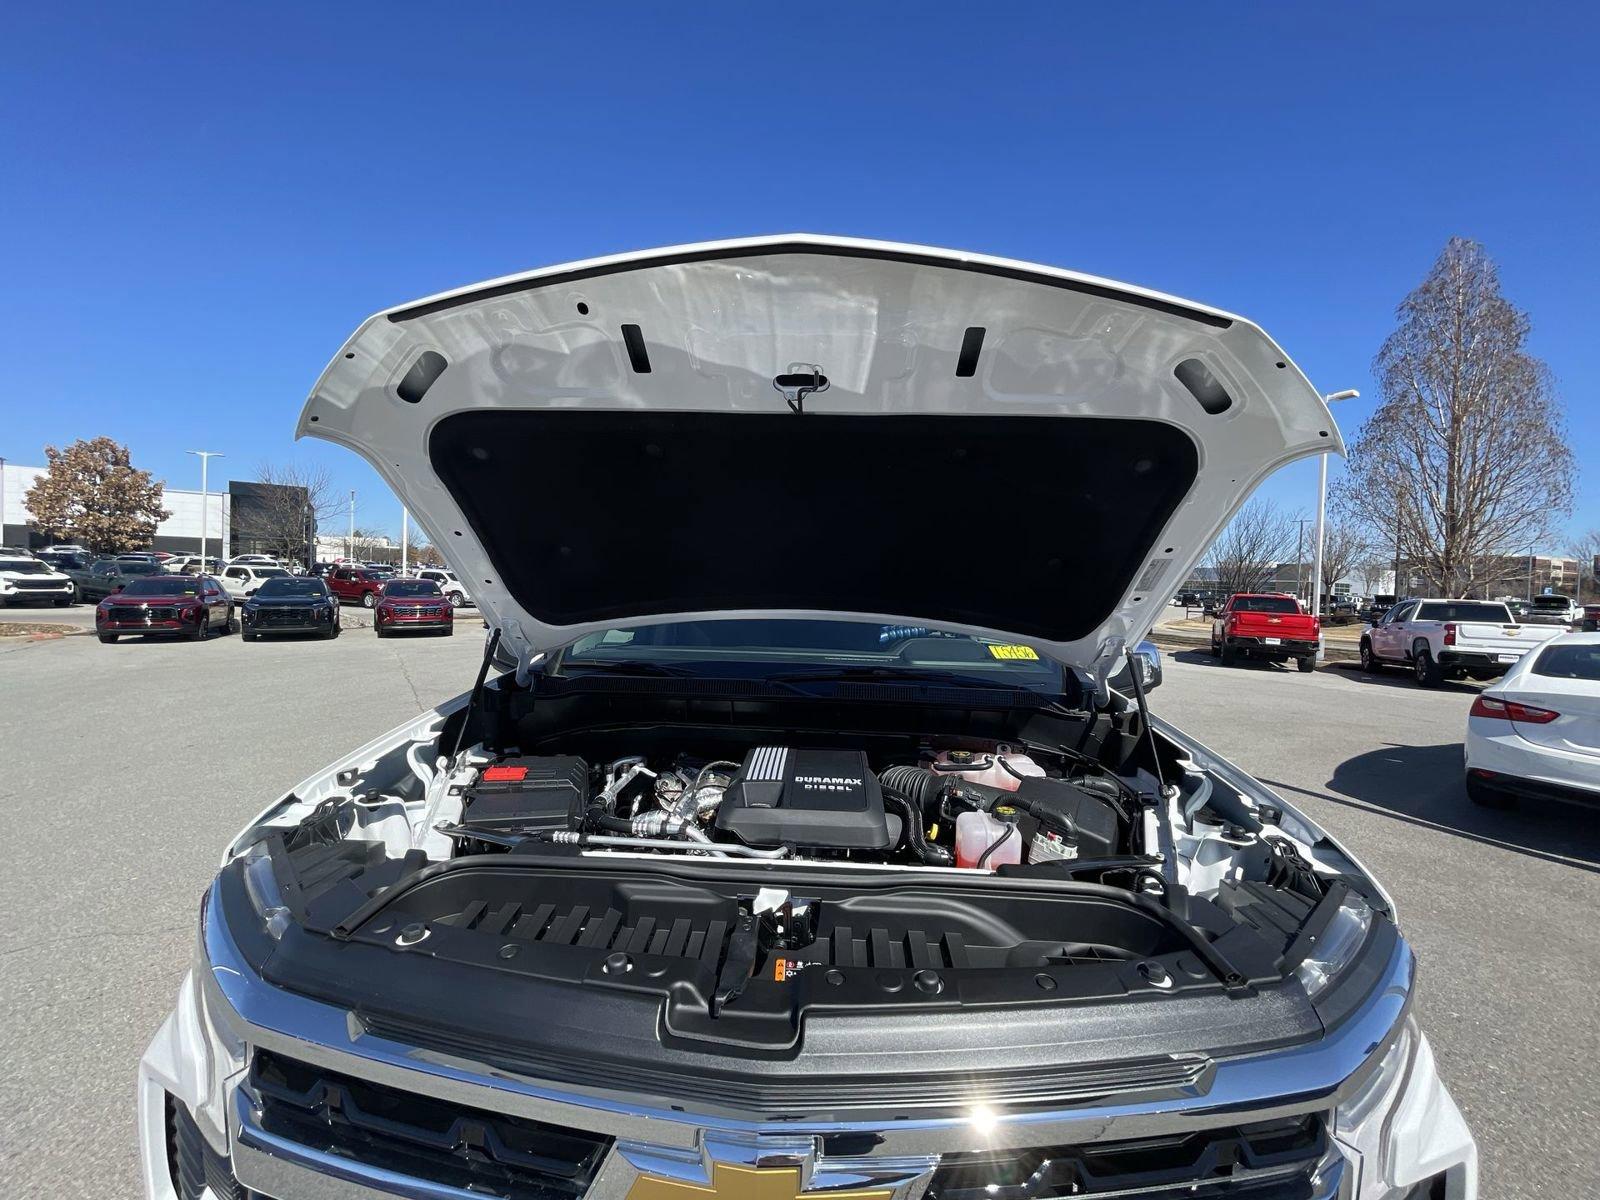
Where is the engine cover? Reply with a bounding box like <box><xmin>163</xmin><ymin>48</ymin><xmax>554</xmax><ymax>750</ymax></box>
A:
<box><xmin>714</xmin><ymin>748</ymin><xmax>890</xmax><ymax>850</ymax></box>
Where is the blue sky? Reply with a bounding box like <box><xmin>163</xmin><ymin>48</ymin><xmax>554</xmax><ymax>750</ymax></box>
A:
<box><xmin>3</xmin><ymin>4</ymin><xmax>1595</xmax><ymax>546</ymax></box>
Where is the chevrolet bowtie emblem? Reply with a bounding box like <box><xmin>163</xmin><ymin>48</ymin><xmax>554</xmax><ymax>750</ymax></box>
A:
<box><xmin>629</xmin><ymin>1163</ymin><xmax>894</xmax><ymax>1200</ymax></box>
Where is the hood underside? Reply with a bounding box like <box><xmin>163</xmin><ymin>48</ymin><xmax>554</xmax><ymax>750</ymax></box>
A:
<box><xmin>299</xmin><ymin>235</ymin><xmax>1341</xmax><ymax>668</ymax></box>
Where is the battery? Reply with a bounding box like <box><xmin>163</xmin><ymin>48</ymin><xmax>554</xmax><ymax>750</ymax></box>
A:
<box><xmin>461</xmin><ymin>755</ymin><xmax>589</xmax><ymax>836</ymax></box>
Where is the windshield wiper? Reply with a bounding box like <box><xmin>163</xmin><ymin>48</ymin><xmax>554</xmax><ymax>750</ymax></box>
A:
<box><xmin>558</xmin><ymin>658</ymin><xmax>698</xmax><ymax>678</ymax></box>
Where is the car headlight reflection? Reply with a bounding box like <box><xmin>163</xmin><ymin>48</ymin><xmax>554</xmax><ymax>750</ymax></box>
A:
<box><xmin>1296</xmin><ymin>893</ymin><xmax>1373</xmax><ymax>998</ymax></box>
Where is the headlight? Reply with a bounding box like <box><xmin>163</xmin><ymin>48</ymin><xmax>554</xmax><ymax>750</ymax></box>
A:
<box><xmin>1332</xmin><ymin>1012</ymin><xmax>1476</xmax><ymax>1197</ymax></box>
<box><xmin>1296</xmin><ymin>892</ymin><xmax>1373</xmax><ymax>998</ymax></box>
<box><xmin>1338</xmin><ymin>1013</ymin><xmax>1415</xmax><ymax>1133</ymax></box>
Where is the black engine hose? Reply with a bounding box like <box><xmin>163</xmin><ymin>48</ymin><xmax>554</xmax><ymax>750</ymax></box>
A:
<box><xmin>975</xmin><ymin>821</ymin><xmax>1019</xmax><ymax>870</ymax></box>
<box><xmin>584</xmin><ymin>807</ymin><xmax>637</xmax><ymax>834</ymax></box>
<box><xmin>882</xmin><ymin>790</ymin><xmax>954</xmax><ymax>866</ymax></box>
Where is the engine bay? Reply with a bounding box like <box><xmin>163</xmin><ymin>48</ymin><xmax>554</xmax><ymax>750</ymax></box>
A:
<box><xmin>218</xmin><ymin>672</ymin><xmax>1394</xmax><ymax>1055</ymax></box>
<box><xmin>440</xmin><ymin>741</ymin><xmax>1134</xmax><ymax>877</ymax></box>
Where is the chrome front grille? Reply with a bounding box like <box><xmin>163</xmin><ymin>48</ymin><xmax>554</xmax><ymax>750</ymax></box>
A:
<box><xmin>926</xmin><ymin>1115</ymin><xmax>1338</xmax><ymax>1200</ymax></box>
<box><xmin>246</xmin><ymin>1050</ymin><xmax>611</xmax><ymax>1200</ymax></box>
<box><xmin>108</xmin><ymin>604</ymin><xmax>178</xmax><ymax>620</ymax></box>
<box><xmin>256</xmin><ymin>606</ymin><xmax>317</xmax><ymax>625</ymax></box>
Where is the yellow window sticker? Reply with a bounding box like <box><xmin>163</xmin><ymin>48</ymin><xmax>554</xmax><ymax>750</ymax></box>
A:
<box><xmin>987</xmin><ymin>644</ymin><xmax>1039</xmax><ymax>661</ymax></box>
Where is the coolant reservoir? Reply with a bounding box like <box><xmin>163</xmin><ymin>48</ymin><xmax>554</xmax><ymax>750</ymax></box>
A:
<box><xmin>930</xmin><ymin>745</ymin><xmax>1045</xmax><ymax>792</ymax></box>
<box><xmin>955</xmin><ymin>809</ymin><xmax>1023</xmax><ymax>870</ymax></box>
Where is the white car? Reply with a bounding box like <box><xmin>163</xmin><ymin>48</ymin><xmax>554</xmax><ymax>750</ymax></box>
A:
<box><xmin>227</xmin><ymin>554</ymin><xmax>284</xmax><ymax>568</ymax></box>
<box><xmin>0</xmin><ymin>552</ymin><xmax>75</xmax><ymax>607</ymax></box>
<box><xmin>218</xmin><ymin>563</ymin><xmax>291</xmax><ymax>598</ymax></box>
<box><xmin>163</xmin><ymin>555</ymin><xmax>224</xmax><ymax>575</ymax></box>
<box><xmin>137</xmin><ymin>237</ymin><xmax>1476</xmax><ymax>1200</ymax></box>
<box><xmin>1465</xmin><ymin>631</ymin><xmax>1600</xmax><ymax>809</ymax></box>
<box><xmin>416</xmin><ymin>566</ymin><xmax>471</xmax><ymax>607</ymax></box>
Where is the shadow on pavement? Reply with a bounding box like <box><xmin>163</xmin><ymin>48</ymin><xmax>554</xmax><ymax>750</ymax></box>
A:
<box><xmin>1262</xmin><ymin>742</ymin><xmax>1599</xmax><ymax>872</ymax></box>
<box><xmin>1320</xmin><ymin>662</ymin><xmax>1486</xmax><ymax>694</ymax></box>
<box><xmin>1167</xmin><ymin>649</ymin><xmax>1301</xmax><ymax>674</ymax></box>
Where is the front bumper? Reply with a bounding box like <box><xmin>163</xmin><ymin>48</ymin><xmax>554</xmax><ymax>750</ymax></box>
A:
<box><xmin>137</xmin><ymin>892</ymin><xmax>1477</xmax><ymax>1200</ymax></box>
<box><xmin>376</xmin><ymin>609</ymin><xmax>453</xmax><ymax>630</ymax></box>
<box><xmin>243</xmin><ymin>606</ymin><xmax>338</xmax><ymax>634</ymax></box>
<box><xmin>98</xmin><ymin>616</ymin><xmax>198</xmax><ymax>632</ymax></box>
<box><xmin>1</xmin><ymin>582</ymin><xmax>73</xmax><ymax>603</ymax></box>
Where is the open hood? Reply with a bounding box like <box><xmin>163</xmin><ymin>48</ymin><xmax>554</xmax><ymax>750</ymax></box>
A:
<box><xmin>299</xmin><ymin>236</ymin><xmax>1340</xmax><ymax>672</ymax></box>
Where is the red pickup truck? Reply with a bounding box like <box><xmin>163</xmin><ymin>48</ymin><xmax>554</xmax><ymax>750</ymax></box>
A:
<box><xmin>1209</xmin><ymin>593</ymin><xmax>1321</xmax><ymax>672</ymax></box>
<box><xmin>326</xmin><ymin>564</ymin><xmax>393</xmax><ymax>608</ymax></box>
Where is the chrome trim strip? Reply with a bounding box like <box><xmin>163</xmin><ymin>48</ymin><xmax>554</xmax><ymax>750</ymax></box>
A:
<box><xmin>203</xmin><ymin>880</ymin><xmax>1413</xmax><ymax>1155</ymax></box>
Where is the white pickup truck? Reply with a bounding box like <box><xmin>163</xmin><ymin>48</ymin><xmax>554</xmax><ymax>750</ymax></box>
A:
<box><xmin>1360</xmin><ymin>597</ymin><xmax>1565</xmax><ymax>686</ymax></box>
<box><xmin>1522</xmin><ymin>594</ymin><xmax>1581</xmax><ymax>627</ymax></box>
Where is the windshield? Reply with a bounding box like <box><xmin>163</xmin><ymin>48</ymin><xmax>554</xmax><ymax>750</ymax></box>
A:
<box><xmin>1416</xmin><ymin>601</ymin><xmax>1513</xmax><ymax>623</ymax></box>
<box><xmin>120</xmin><ymin>561</ymin><xmax>163</xmax><ymax>576</ymax></box>
<box><xmin>0</xmin><ymin>560</ymin><xmax>53</xmax><ymax>575</ymax></box>
<box><xmin>1531</xmin><ymin>596</ymin><xmax>1572</xmax><ymax>610</ymax></box>
<box><xmin>384</xmin><ymin>580</ymin><xmax>442</xmax><ymax>597</ymax></box>
<box><xmin>560</xmin><ymin>619</ymin><xmax>1065</xmax><ymax>691</ymax></box>
<box><xmin>256</xmin><ymin>578</ymin><xmax>327</xmax><ymax>598</ymax></box>
<box><xmin>1231</xmin><ymin>596</ymin><xmax>1300</xmax><ymax>614</ymax></box>
<box><xmin>121</xmin><ymin>577</ymin><xmax>200</xmax><ymax>597</ymax></box>
<box><xmin>1532</xmin><ymin>643</ymin><xmax>1600</xmax><ymax>680</ymax></box>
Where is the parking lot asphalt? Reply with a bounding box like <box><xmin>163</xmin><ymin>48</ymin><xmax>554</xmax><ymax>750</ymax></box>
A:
<box><xmin>0</xmin><ymin>633</ymin><xmax>1593</xmax><ymax>1198</ymax></box>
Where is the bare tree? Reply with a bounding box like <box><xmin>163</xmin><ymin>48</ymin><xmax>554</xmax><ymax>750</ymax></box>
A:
<box><xmin>1206</xmin><ymin>499</ymin><xmax>1298</xmax><ymax>599</ymax></box>
<box><xmin>1568</xmin><ymin>528</ymin><xmax>1600</xmax><ymax>602</ymax></box>
<box><xmin>1340</xmin><ymin>238</ymin><xmax>1573</xmax><ymax>596</ymax></box>
<box><xmin>1319</xmin><ymin>514</ymin><xmax>1371</xmax><ymax>594</ymax></box>
<box><xmin>237</xmin><ymin>463</ymin><xmax>344</xmax><ymax>566</ymax></box>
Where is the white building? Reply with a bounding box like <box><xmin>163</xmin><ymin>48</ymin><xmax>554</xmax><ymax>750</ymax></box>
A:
<box><xmin>1</xmin><ymin>460</ymin><xmax>231</xmax><ymax>553</ymax></box>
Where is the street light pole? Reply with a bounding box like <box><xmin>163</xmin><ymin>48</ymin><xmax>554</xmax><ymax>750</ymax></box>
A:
<box><xmin>401</xmin><ymin>508</ymin><xmax>409</xmax><ymax>575</ymax></box>
<box><xmin>187</xmin><ymin>451</ymin><xmax>223</xmax><ymax>564</ymax></box>
<box><xmin>347</xmin><ymin>490</ymin><xmax>355</xmax><ymax>561</ymax></box>
<box><xmin>1310</xmin><ymin>391</ymin><xmax>1359</xmax><ymax>659</ymax></box>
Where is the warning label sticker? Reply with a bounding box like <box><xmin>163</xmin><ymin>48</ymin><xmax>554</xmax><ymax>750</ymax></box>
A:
<box><xmin>986</xmin><ymin>644</ymin><xmax>1040</xmax><ymax>661</ymax></box>
<box><xmin>772</xmin><ymin>957</ymin><xmax>816</xmax><ymax>982</ymax></box>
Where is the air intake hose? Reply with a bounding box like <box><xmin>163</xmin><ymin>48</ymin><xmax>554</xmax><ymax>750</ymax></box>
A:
<box><xmin>879</xmin><ymin>765</ymin><xmax>945</xmax><ymax>809</ymax></box>
<box><xmin>878</xmin><ymin>766</ymin><xmax>954</xmax><ymax>866</ymax></box>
